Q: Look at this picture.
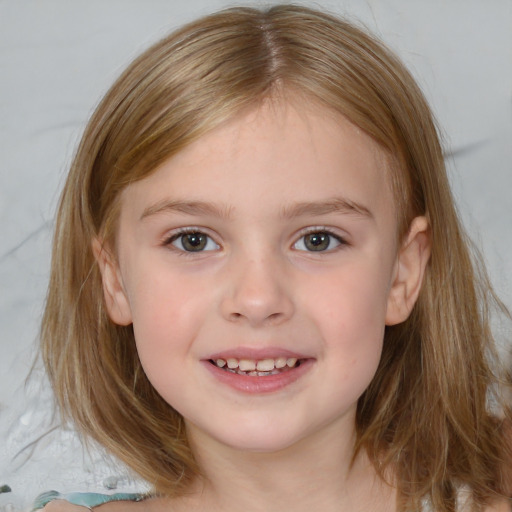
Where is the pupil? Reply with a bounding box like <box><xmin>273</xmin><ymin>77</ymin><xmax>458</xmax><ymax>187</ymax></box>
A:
<box><xmin>183</xmin><ymin>233</ymin><xmax>206</xmax><ymax>251</ymax></box>
<box><xmin>305</xmin><ymin>232</ymin><xmax>329</xmax><ymax>251</ymax></box>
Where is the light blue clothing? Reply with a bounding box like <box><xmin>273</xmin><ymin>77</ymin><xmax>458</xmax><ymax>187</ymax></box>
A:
<box><xmin>32</xmin><ymin>491</ymin><xmax>147</xmax><ymax>510</ymax></box>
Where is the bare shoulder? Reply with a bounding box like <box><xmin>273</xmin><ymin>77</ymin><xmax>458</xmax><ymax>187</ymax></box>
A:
<box><xmin>40</xmin><ymin>501</ymin><xmax>90</xmax><ymax>512</ymax></box>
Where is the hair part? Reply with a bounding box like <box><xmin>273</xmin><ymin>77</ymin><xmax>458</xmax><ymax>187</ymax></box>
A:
<box><xmin>41</xmin><ymin>5</ymin><xmax>511</xmax><ymax>509</ymax></box>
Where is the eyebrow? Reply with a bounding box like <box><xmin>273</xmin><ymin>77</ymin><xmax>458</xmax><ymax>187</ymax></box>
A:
<box><xmin>140</xmin><ymin>196</ymin><xmax>373</xmax><ymax>221</ymax></box>
<box><xmin>280</xmin><ymin>197</ymin><xmax>373</xmax><ymax>220</ymax></box>
<box><xmin>140</xmin><ymin>199</ymin><xmax>233</xmax><ymax>221</ymax></box>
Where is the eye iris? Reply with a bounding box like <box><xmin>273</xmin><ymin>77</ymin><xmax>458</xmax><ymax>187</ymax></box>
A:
<box><xmin>304</xmin><ymin>232</ymin><xmax>330</xmax><ymax>251</ymax></box>
<box><xmin>182</xmin><ymin>233</ymin><xmax>207</xmax><ymax>251</ymax></box>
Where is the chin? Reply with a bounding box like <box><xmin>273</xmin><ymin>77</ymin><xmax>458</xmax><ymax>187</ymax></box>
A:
<box><xmin>210</xmin><ymin>424</ymin><xmax>307</xmax><ymax>454</ymax></box>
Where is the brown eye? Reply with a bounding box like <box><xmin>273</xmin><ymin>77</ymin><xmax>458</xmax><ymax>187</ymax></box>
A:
<box><xmin>304</xmin><ymin>232</ymin><xmax>330</xmax><ymax>251</ymax></box>
<box><xmin>171</xmin><ymin>232</ymin><xmax>219</xmax><ymax>252</ymax></box>
<box><xmin>294</xmin><ymin>231</ymin><xmax>343</xmax><ymax>252</ymax></box>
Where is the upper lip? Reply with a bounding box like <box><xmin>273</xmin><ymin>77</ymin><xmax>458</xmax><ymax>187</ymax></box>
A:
<box><xmin>206</xmin><ymin>347</ymin><xmax>310</xmax><ymax>361</ymax></box>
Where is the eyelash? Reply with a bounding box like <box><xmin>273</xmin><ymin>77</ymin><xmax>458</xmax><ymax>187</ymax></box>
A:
<box><xmin>163</xmin><ymin>228</ymin><xmax>220</xmax><ymax>256</ymax></box>
<box><xmin>162</xmin><ymin>227</ymin><xmax>348</xmax><ymax>255</ymax></box>
<box><xmin>293</xmin><ymin>227</ymin><xmax>348</xmax><ymax>253</ymax></box>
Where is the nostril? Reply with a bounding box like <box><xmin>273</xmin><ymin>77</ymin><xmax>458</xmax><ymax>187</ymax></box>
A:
<box><xmin>221</xmin><ymin>289</ymin><xmax>294</xmax><ymax>326</ymax></box>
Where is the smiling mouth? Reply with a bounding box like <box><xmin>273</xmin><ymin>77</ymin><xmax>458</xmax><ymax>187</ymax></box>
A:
<box><xmin>209</xmin><ymin>357</ymin><xmax>302</xmax><ymax>376</ymax></box>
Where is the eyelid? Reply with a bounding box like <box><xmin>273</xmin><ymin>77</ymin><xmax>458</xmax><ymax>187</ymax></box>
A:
<box><xmin>292</xmin><ymin>226</ymin><xmax>349</xmax><ymax>252</ymax></box>
<box><xmin>162</xmin><ymin>227</ymin><xmax>221</xmax><ymax>253</ymax></box>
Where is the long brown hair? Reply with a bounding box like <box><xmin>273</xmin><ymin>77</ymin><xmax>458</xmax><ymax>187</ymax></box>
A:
<box><xmin>41</xmin><ymin>5</ymin><xmax>511</xmax><ymax>509</ymax></box>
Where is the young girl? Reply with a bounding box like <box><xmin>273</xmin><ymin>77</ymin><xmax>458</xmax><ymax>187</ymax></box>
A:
<box><xmin>35</xmin><ymin>4</ymin><xmax>511</xmax><ymax>512</ymax></box>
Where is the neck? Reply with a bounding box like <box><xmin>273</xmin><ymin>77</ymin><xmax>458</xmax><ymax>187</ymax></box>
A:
<box><xmin>171</xmin><ymin>417</ymin><xmax>395</xmax><ymax>512</ymax></box>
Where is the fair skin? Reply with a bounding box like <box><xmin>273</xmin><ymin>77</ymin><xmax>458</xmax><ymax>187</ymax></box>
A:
<box><xmin>96</xmin><ymin>98</ymin><xmax>428</xmax><ymax>511</ymax></box>
<box><xmin>48</xmin><ymin>98</ymin><xmax>457</xmax><ymax>512</ymax></box>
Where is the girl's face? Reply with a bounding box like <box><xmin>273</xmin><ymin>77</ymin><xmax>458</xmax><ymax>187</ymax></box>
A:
<box><xmin>98</xmin><ymin>99</ymin><xmax>428</xmax><ymax>454</ymax></box>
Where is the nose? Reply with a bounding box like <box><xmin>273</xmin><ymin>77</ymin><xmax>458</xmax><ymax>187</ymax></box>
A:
<box><xmin>220</xmin><ymin>253</ymin><xmax>295</xmax><ymax>327</ymax></box>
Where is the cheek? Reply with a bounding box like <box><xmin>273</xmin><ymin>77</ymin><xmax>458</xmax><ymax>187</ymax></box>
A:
<box><xmin>306</xmin><ymin>259</ymin><xmax>391</xmax><ymax>334</ymax></box>
<box><xmin>125</xmin><ymin>266</ymin><xmax>214</xmax><ymax>381</ymax></box>
<box><xmin>303</xmin><ymin>261</ymin><xmax>390</xmax><ymax>381</ymax></box>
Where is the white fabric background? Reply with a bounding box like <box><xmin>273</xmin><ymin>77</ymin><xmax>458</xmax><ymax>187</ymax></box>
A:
<box><xmin>1</xmin><ymin>0</ymin><xmax>511</xmax><ymax>509</ymax></box>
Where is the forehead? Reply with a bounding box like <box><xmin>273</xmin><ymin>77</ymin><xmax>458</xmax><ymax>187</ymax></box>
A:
<box><xmin>120</xmin><ymin>98</ymin><xmax>395</xmax><ymax>227</ymax></box>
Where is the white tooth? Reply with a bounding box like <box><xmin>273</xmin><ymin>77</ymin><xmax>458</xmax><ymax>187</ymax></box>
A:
<box><xmin>275</xmin><ymin>357</ymin><xmax>287</xmax><ymax>369</ymax></box>
<box><xmin>227</xmin><ymin>358</ymin><xmax>239</xmax><ymax>369</ymax></box>
<box><xmin>216</xmin><ymin>359</ymin><xmax>226</xmax><ymax>368</ymax></box>
<box><xmin>248</xmin><ymin>371</ymin><xmax>258</xmax><ymax>376</ymax></box>
<box><xmin>286</xmin><ymin>357</ymin><xmax>298</xmax><ymax>368</ymax></box>
<box><xmin>239</xmin><ymin>359</ymin><xmax>256</xmax><ymax>371</ymax></box>
<box><xmin>256</xmin><ymin>359</ymin><xmax>275</xmax><ymax>371</ymax></box>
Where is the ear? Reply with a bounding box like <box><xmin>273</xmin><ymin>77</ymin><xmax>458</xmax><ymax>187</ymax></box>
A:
<box><xmin>92</xmin><ymin>238</ymin><xmax>133</xmax><ymax>326</ymax></box>
<box><xmin>386</xmin><ymin>216</ymin><xmax>431</xmax><ymax>326</ymax></box>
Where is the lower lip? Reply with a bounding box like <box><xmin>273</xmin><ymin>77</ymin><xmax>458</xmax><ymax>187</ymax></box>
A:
<box><xmin>202</xmin><ymin>359</ymin><xmax>314</xmax><ymax>394</ymax></box>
